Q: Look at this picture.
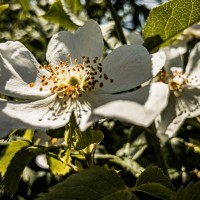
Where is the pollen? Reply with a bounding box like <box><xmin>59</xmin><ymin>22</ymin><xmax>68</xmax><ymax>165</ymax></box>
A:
<box><xmin>29</xmin><ymin>82</ymin><xmax>34</xmax><ymax>87</ymax></box>
<box><xmin>30</xmin><ymin>54</ymin><xmax>114</xmax><ymax>103</ymax></box>
<box><xmin>158</xmin><ymin>70</ymin><xmax>188</xmax><ymax>97</ymax></box>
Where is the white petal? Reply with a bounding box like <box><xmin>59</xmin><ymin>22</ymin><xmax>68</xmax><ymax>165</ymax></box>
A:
<box><xmin>157</xmin><ymin>95</ymin><xmax>187</xmax><ymax>142</ymax></box>
<box><xmin>92</xmin><ymin>82</ymin><xmax>169</xmax><ymax>127</ymax></box>
<box><xmin>101</xmin><ymin>45</ymin><xmax>162</xmax><ymax>93</ymax></box>
<box><xmin>73</xmin><ymin>100</ymin><xmax>93</xmax><ymax>131</ymax></box>
<box><xmin>151</xmin><ymin>51</ymin><xmax>166</xmax><ymax>77</ymax></box>
<box><xmin>184</xmin><ymin>23</ymin><xmax>200</xmax><ymax>38</ymax></box>
<box><xmin>46</xmin><ymin>20</ymin><xmax>104</xmax><ymax>66</ymax></box>
<box><xmin>0</xmin><ymin>41</ymin><xmax>51</xmax><ymax>99</ymax></box>
<box><xmin>127</xmin><ymin>31</ymin><xmax>144</xmax><ymax>45</ymax></box>
<box><xmin>165</xmin><ymin>115</ymin><xmax>186</xmax><ymax>138</ymax></box>
<box><xmin>160</xmin><ymin>46</ymin><xmax>183</xmax><ymax>71</ymax></box>
<box><xmin>77</xmin><ymin>85</ymin><xmax>152</xmax><ymax>129</ymax></box>
<box><xmin>0</xmin><ymin>95</ymin><xmax>72</xmax><ymax>138</ymax></box>
<box><xmin>181</xmin><ymin>88</ymin><xmax>200</xmax><ymax>117</ymax></box>
<box><xmin>185</xmin><ymin>42</ymin><xmax>200</xmax><ymax>80</ymax></box>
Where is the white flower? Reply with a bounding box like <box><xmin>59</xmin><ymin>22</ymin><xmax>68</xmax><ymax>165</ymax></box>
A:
<box><xmin>0</xmin><ymin>20</ymin><xmax>165</xmax><ymax>138</ymax></box>
<box><xmin>156</xmin><ymin>42</ymin><xmax>200</xmax><ymax>141</ymax></box>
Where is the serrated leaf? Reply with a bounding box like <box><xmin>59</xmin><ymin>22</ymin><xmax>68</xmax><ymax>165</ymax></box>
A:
<box><xmin>36</xmin><ymin>166</ymin><xmax>134</xmax><ymax>200</ymax></box>
<box><xmin>75</xmin><ymin>129</ymin><xmax>104</xmax><ymax>151</ymax></box>
<box><xmin>47</xmin><ymin>149</ymin><xmax>71</xmax><ymax>176</ymax></box>
<box><xmin>136</xmin><ymin>165</ymin><xmax>175</xmax><ymax>191</ymax></box>
<box><xmin>133</xmin><ymin>183</ymin><xmax>175</xmax><ymax>200</ymax></box>
<box><xmin>42</xmin><ymin>0</ymin><xmax>78</xmax><ymax>30</ymax></box>
<box><xmin>4</xmin><ymin>146</ymin><xmax>37</xmax><ymax>194</ymax></box>
<box><xmin>173</xmin><ymin>181</ymin><xmax>200</xmax><ymax>200</ymax></box>
<box><xmin>0</xmin><ymin>4</ymin><xmax>9</xmax><ymax>14</ymax></box>
<box><xmin>143</xmin><ymin>0</ymin><xmax>200</xmax><ymax>52</ymax></box>
<box><xmin>0</xmin><ymin>140</ymin><xmax>30</xmax><ymax>177</ymax></box>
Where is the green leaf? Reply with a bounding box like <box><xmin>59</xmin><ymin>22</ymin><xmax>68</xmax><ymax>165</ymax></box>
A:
<box><xmin>10</xmin><ymin>129</ymin><xmax>34</xmax><ymax>142</ymax></box>
<box><xmin>64</xmin><ymin>0</ymin><xmax>83</xmax><ymax>14</ymax></box>
<box><xmin>75</xmin><ymin>129</ymin><xmax>104</xmax><ymax>151</ymax></box>
<box><xmin>143</xmin><ymin>0</ymin><xmax>200</xmax><ymax>52</ymax></box>
<box><xmin>17</xmin><ymin>0</ymin><xmax>31</xmax><ymax>13</ymax></box>
<box><xmin>4</xmin><ymin>146</ymin><xmax>37</xmax><ymax>194</ymax></box>
<box><xmin>133</xmin><ymin>183</ymin><xmax>175</xmax><ymax>200</ymax></box>
<box><xmin>42</xmin><ymin>0</ymin><xmax>78</xmax><ymax>30</ymax></box>
<box><xmin>0</xmin><ymin>4</ymin><xmax>9</xmax><ymax>14</ymax></box>
<box><xmin>173</xmin><ymin>181</ymin><xmax>200</xmax><ymax>200</ymax></box>
<box><xmin>47</xmin><ymin>148</ymin><xmax>71</xmax><ymax>176</ymax></box>
<box><xmin>61</xmin><ymin>0</ymin><xmax>85</xmax><ymax>26</ymax></box>
<box><xmin>36</xmin><ymin>166</ymin><xmax>134</xmax><ymax>200</ymax></box>
<box><xmin>0</xmin><ymin>140</ymin><xmax>30</xmax><ymax>177</ymax></box>
<box><xmin>136</xmin><ymin>165</ymin><xmax>175</xmax><ymax>191</ymax></box>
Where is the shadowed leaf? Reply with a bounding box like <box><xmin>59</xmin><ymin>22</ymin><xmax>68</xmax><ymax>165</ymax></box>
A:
<box><xmin>36</xmin><ymin>166</ymin><xmax>134</xmax><ymax>200</ymax></box>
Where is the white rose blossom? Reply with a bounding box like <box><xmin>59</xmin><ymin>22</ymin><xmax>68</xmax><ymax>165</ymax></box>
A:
<box><xmin>0</xmin><ymin>20</ymin><xmax>167</xmax><ymax>138</ymax></box>
<box><xmin>155</xmin><ymin>43</ymin><xmax>200</xmax><ymax>141</ymax></box>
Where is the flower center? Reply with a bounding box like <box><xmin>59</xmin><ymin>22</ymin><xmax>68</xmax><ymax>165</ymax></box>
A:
<box><xmin>158</xmin><ymin>70</ymin><xmax>188</xmax><ymax>97</ymax></box>
<box><xmin>30</xmin><ymin>53</ymin><xmax>114</xmax><ymax>103</ymax></box>
<box><xmin>68</xmin><ymin>76</ymin><xmax>80</xmax><ymax>86</ymax></box>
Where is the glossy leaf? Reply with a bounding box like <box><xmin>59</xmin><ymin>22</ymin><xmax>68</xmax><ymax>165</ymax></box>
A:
<box><xmin>143</xmin><ymin>0</ymin><xmax>200</xmax><ymax>52</ymax></box>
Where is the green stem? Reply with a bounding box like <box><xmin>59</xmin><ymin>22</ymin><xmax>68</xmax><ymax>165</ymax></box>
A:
<box><xmin>105</xmin><ymin>0</ymin><xmax>127</xmax><ymax>45</ymax></box>
<box><xmin>146</xmin><ymin>126</ymin><xmax>169</xmax><ymax>177</ymax></box>
<box><xmin>85</xmin><ymin>152</ymin><xmax>94</xmax><ymax>167</ymax></box>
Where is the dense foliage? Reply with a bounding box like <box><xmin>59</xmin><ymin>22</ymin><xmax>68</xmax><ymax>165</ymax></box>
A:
<box><xmin>0</xmin><ymin>0</ymin><xmax>200</xmax><ymax>199</ymax></box>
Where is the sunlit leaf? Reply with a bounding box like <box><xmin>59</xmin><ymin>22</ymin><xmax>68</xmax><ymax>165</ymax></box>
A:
<box><xmin>61</xmin><ymin>0</ymin><xmax>85</xmax><ymax>26</ymax></box>
<box><xmin>42</xmin><ymin>0</ymin><xmax>78</xmax><ymax>30</ymax></box>
<box><xmin>4</xmin><ymin>147</ymin><xmax>37</xmax><ymax>194</ymax></box>
<box><xmin>64</xmin><ymin>0</ymin><xmax>83</xmax><ymax>14</ymax></box>
<box><xmin>0</xmin><ymin>4</ymin><xmax>9</xmax><ymax>14</ymax></box>
<box><xmin>74</xmin><ymin>129</ymin><xmax>104</xmax><ymax>151</ymax></box>
<box><xmin>0</xmin><ymin>140</ymin><xmax>30</xmax><ymax>177</ymax></box>
<box><xmin>47</xmin><ymin>148</ymin><xmax>71</xmax><ymax>176</ymax></box>
<box><xmin>9</xmin><ymin>129</ymin><xmax>34</xmax><ymax>142</ymax></box>
<box><xmin>143</xmin><ymin>0</ymin><xmax>200</xmax><ymax>52</ymax></box>
<box><xmin>18</xmin><ymin>0</ymin><xmax>31</xmax><ymax>13</ymax></box>
<box><xmin>36</xmin><ymin>166</ymin><xmax>134</xmax><ymax>200</ymax></box>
